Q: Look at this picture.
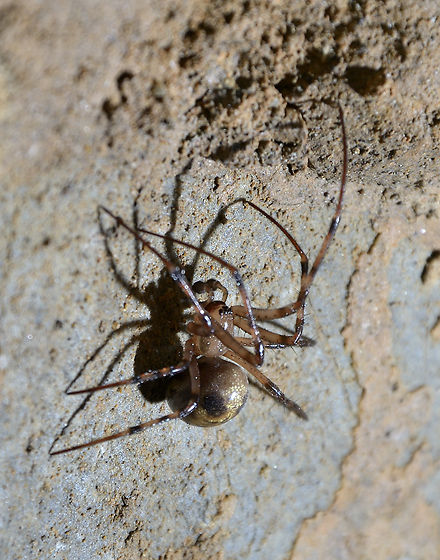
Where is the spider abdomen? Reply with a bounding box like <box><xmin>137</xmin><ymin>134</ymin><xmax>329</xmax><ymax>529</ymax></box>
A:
<box><xmin>166</xmin><ymin>357</ymin><xmax>249</xmax><ymax>427</ymax></box>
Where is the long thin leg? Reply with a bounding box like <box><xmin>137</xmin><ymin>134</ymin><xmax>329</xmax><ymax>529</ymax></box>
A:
<box><xmin>232</xmin><ymin>104</ymin><xmax>348</xmax><ymax>347</ymax></box>
<box><xmin>234</xmin><ymin>336</ymin><xmax>314</xmax><ymax>349</ymax></box>
<box><xmin>50</xmin><ymin>341</ymin><xmax>200</xmax><ymax>455</ymax></box>
<box><xmin>239</xmin><ymin>198</ymin><xmax>309</xmax><ymax>280</ymax></box>
<box><xmin>102</xmin><ymin>207</ymin><xmax>264</xmax><ymax>366</ymax></box>
<box><xmin>48</xmin><ymin>326</ymin><xmax>152</xmax><ymax>455</ymax></box>
<box><xmin>223</xmin><ymin>350</ymin><xmax>307</xmax><ymax>419</ymax></box>
<box><xmin>233</xmin><ymin>314</ymin><xmax>315</xmax><ymax>346</ymax></box>
<box><xmin>66</xmin><ymin>361</ymin><xmax>190</xmax><ymax>394</ymax></box>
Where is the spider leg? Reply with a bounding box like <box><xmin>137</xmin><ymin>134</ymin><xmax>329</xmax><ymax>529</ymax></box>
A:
<box><xmin>66</xmin><ymin>361</ymin><xmax>190</xmax><ymax>394</ymax></box>
<box><xmin>64</xmin><ymin>318</ymin><xmax>150</xmax><ymax>393</ymax></box>
<box><xmin>240</xmin><ymin>198</ymin><xmax>309</xmax><ymax>280</ymax></box>
<box><xmin>51</xmin><ymin>341</ymin><xmax>200</xmax><ymax>455</ymax></box>
<box><xmin>184</xmin><ymin>319</ymin><xmax>265</xmax><ymax>367</ymax></box>
<box><xmin>234</xmin><ymin>334</ymin><xmax>315</xmax><ymax>349</ymax></box>
<box><xmin>232</xmin><ymin>104</ymin><xmax>348</xmax><ymax>345</ymax></box>
<box><xmin>49</xmin><ymin>326</ymin><xmax>154</xmax><ymax>455</ymax></box>
<box><xmin>223</xmin><ymin>350</ymin><xmax>307</xmax><ymax>419</ymax></box>
<box><xmin>233</xmin><ymin>316</ymin><xmax>315</xmax><ymax>347</ymax></box>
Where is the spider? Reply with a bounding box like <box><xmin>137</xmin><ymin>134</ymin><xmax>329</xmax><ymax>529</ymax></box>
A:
<box><xmin>51</xmin><ymin>105</ymin><xmax>347</xmax><ymax>455</ymax></box>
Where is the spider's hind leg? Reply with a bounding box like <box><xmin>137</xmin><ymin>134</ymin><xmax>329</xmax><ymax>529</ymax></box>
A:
<box><xmin>66</xmin><ymin>361</ymin><xmax>190</xmax><ymax>394</ymax></box>
<box><xmin>223</xmin><ymin>350</ymin><xmax>308</xmax><ymax>419</ymax></box>
<box><xmin>50</xmin><ymin>341</ymin><xmax>201</xmax><ymax>455</ymax></box>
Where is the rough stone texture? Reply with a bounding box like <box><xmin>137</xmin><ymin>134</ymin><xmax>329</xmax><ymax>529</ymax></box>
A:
<box><xmin>0</xmin><ymin>1</ymin><xmax>439</xmax><ymax>559</ymax></box>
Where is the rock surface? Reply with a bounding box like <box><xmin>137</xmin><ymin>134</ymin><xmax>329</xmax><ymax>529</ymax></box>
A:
<box><xmin>1</xmin><ymin>1</ymin><xmax>439</xmax><ymax>559</ymax></box>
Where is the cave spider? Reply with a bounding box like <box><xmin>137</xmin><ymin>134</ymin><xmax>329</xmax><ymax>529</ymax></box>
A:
<box><xmin>51</xmin><ymin>106</ymin><xmax>347</xmax><ymax>455</ymax></box>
